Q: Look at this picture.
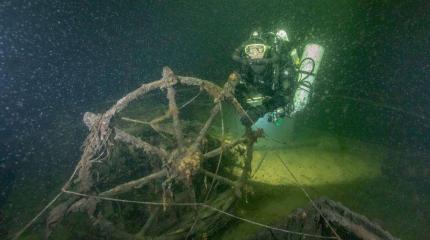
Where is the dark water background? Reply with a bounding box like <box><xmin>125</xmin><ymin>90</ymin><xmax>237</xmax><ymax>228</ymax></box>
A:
<box><xmin>0</xmin><ymin>0</ymin><xmax>429</xmax><ymax>237</ymax></box>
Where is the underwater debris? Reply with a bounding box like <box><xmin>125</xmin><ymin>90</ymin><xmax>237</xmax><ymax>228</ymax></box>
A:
<box><xmin>12</xmin><ymin>67</ymin><xmax>401</xmax><ymax>240</ymax></box>
<box><xmin>13</xmin><ymin>67</ymin><xmax>261</xmax><ymax>240</ymax></box>
<box><xmin>249</xmin><ymin>197</ymin><xmax>399</xmax><ymax>240</ymax></box>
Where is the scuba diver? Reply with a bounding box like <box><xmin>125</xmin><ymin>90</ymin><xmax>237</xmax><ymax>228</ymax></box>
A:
<box><xmin>232</xmin><ymin>28</ymin><xmax>324</xmax><ymax>126</ymax></box>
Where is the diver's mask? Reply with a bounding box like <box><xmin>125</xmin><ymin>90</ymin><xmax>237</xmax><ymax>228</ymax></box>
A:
<box><xmin>244</xmin><ymin>44</ymin><xmax>267</xmax><ymax>60</ymax></box>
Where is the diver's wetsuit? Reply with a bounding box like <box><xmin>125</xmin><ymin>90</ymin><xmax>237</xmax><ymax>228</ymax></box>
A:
<box><xmin>232</xmin><ymin>41</ymin><xmax>292</xmax><ymax>124</ymax></box>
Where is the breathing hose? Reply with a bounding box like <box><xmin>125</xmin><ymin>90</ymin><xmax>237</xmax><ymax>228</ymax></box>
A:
<box><xmin>296</xmin><ymin>57</ymin><xmax>316</xmax><ymax>93</ymax></box>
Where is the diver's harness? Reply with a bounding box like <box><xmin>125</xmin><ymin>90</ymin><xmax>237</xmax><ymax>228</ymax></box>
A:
<box><xmin>239</xmin><ymin>31</ymin><xmax>320</xmax><ymax>124</ymax></box>
<box><xmin>268</xmin><ymin>57</ymin><xmax>316</xmax><ymax>123</ymax></box>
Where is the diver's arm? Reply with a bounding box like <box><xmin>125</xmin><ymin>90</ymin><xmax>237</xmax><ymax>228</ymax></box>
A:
<box><xmin>232</xmin><ymin>48</ymin><xmax>249</xmax><ymax>65</ymax></box>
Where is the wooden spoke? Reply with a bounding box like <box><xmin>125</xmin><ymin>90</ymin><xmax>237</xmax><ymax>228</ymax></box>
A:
<box><xmin>136</xmin><ymin>206</ymin><xmax>160</xmax><ymax>238</ymax></box>
<box><xmin>203</xmin><ymin>138</ymin><xmax>247</xmax><ymax>159</ymax></box>
<box><xmin>114</xmin><ymin>128</ymin><xmax>168</xmax><ymax>159</ymax></box>
<box><xmin>239</xmin><ymin>126</ymin><xmax>255</xmax><ymax>184</ymax></box>
<box><xmin>199</xmin><ymin>168</ymin><xmax>237</xmax><ymax>188</ymax></box>
<box><xmin>100</xmin><ymin>169</ymin><xmax>168</xmax><ymax>197</ymax></box>
<box><xmin>163</xmin><ymin>68</ymin><xmax>185</xmax><ymax>149</ymax></box>
<box><xmin>178</xmin><ymin>74</ymin><xmax>249</xmax><ymax>122</ymax></box>
<box><xmin>191</xmin><ymin>103</ymin><xmax>221</xmax><ymax>150</ymax></box>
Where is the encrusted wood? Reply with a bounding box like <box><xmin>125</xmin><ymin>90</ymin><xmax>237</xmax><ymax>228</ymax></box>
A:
<box><xmin>41</xmin><ymin>68</ymin><xmax>259</xmax><ymax>239</ymax></box>
<box><xmin>249</xmin><ymin>197</ymin><xmax>399</xmax><ymax>240</ymax></box>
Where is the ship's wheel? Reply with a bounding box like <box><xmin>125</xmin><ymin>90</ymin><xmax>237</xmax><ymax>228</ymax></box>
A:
<box><xmin>45</xmin><ymin>67</ymin><xmax>262</xmax><ymax>239</ymax></box>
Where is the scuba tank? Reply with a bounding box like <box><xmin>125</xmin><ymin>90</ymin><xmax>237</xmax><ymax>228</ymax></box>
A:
<box><xmin>290</xmin><ymin>44</ymin><xmax>325</xmax><ymax>116</ymax></box>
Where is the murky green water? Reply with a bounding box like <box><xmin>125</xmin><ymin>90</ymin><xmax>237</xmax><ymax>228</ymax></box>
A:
<box><xmin>1</xmin><ymin>1</ymin><xmax>429</xmax><ymax>239</ymax></box>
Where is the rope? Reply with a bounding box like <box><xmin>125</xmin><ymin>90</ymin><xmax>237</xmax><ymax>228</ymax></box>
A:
<box><xmin>12</xmin><ymin>192</ymin><xmax>63</xmax><ymax>240</ymax></box>
<box><xmin>179</xmin><ymin>90</ymin><xmax>202</xmax><ymax>109</ymax></box>
<box><xmin>190</xmin><ymin>102</ymin><xmax>223</xmax><ymax>239</ymax></box>
<box><xmin>62</xmin><ymin>189</ymin><xmax>336</xmax><ymax>239</ymax></box>
<box><xmin>12</xmin><ymin>163</ymin><xmax>82</xmax><ymax>240</ymax></box>
<box><xmin>275</xmin><ymin>153</ymin><xmax>342</xmax><ymax>240</ymax></box>
<box><xmin>251</xmin><ymin>150</ymin><xmax>269</xmax><ymax>178</ymax></box>
<box><xmin>205</xmin><ymin>102</ymin><xmax>225</xmax><ymax>200</ymax></box>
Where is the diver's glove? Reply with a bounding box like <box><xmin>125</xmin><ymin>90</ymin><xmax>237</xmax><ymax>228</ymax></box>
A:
<box><xmin>267</xmin><ymin>107</ymin><xmax>287</xmax><ymax>123</ymax></box>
